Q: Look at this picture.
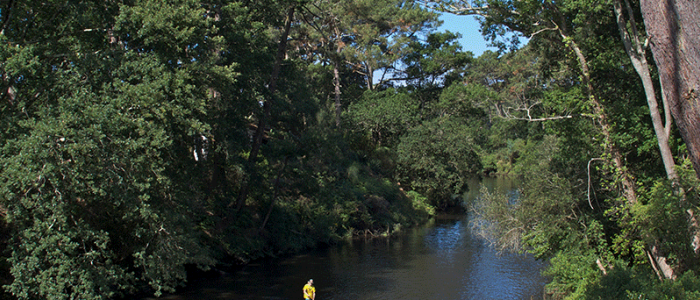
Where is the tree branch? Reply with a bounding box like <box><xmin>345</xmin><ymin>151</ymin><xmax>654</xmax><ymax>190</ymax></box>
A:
<box><xmin>529</xmin><ymin>24</ymin><xmax>558</xmax><ymax>39</ymax></box>
<box><xmin>501</xmin><ymin>100</ymin><xmax>575</xmax><ymax>122</ymax></box>
<box><xmin>418</xmin><ymin>0</ymin><xmax>489</xmax><ymax>17</ymax></box>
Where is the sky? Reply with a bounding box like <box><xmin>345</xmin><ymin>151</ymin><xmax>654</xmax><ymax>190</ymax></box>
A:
<box><xmin>437</xmin><ymin>13</ymin><xmax>496</xmax><ymax>56</ymax></box>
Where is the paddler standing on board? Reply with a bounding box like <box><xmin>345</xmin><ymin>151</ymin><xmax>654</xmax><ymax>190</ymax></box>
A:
<box><xmin>303</xmin><ymin>279</ymin><xmax>315</xmax><ymax>300</ymax></box>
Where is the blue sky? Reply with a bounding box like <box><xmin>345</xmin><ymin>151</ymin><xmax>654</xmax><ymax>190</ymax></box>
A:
<box><xmin>437</xmin><ymin>13</ymin><xmax>496</xmax><ymax>56</ymax></box>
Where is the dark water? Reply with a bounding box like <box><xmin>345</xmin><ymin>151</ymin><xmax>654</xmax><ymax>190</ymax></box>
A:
<box><xmin>146</xmin><ymin>178</ymin><xmax>549</xmax><ymax>300</ymax></box>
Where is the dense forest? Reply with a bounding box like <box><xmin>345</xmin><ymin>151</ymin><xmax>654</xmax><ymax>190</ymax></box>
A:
<box><xmin>1</xmin><ymin>0</ymin><xmax>700</xmax><ymax>299</ymax></box>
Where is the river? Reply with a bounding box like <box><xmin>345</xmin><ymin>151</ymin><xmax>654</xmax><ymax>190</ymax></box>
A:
<box><xmin>145</xmin><ymin>178</ymin><xmax>549</xmax><ymax>300</ymax></box>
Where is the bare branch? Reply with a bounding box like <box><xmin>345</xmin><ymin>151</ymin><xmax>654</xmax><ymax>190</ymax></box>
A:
<box><xmin>596</xmin><ymin>258</ymin><xmax>608</xmax><ymax>275</ymax></box>
<box><xmin>529</xmin><ymin>25</ymin><xmax>558</xmax><ymax>39</ymax></box>
<box><xmin>501</xmin><ymin>100</ymin><xmax>574</xmax><ymax>122</ymax></box>
<box><xmin>503</xmin><ymin>115</ymin><xmax>574</xmax><ymax>122</ymax></box>
<box><xmin>623</xmin><ymin>0</ymin><xmax>644</xmax><ymax>55</ymax></box>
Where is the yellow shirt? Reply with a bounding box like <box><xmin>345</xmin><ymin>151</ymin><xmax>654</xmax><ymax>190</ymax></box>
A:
<box><xmin>303</xmin><ymin>283</ymin><xmax>315</xmax><ymax>299</ymax></box>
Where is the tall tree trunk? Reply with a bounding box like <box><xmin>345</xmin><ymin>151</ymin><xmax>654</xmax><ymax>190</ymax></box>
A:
<box><xmin>613</xmin><ymin>0</ymin><xmax>678</xmax><ymax>279</ymax></box>
<box><xmin>333</xmin><ymin>27</ymin><xmax>343</xmax><ymax>128</ymax></box>
<box><xmin>640</xmin><ymin>0</ymin><xmax>700</xmax><ymax>178</ymax></box>
<box><xmin>639</xmin><ymin>0</ymin><xmax>700</xmax><ymax>260</ymax></box>
<box><xmin>365</xmin><ymin>62</ymin><xmax>374</xmax><ymax>91</ymax></box>
<box><xmin>558</xmin><ymin>28</ymin><xmax>638</xmax><ymax>205</ymax></box>
<box><xmin>614</xmin><ymin>0</ymin><xmax>676</xmax><ymax>182</ymax></box>
<box><xmin>333</xmin><ymin>60</ymin><xmax>342</xmax><ymax>128</ymax></box>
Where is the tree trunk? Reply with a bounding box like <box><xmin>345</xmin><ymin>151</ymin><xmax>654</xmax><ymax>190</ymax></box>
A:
<box><xmin>333</xmin><ymin>26</ymin><xmax>343</xmax><ymax>128</ymax></box>
<box><xmin>559</xmin><ymin>29</ymin><xmax>638</xmax><ymax>205</ymax></box>
<box><xmin>640</xmin><ymin>0</ymin><xmax>700</xmax><ymax>260</ymax></box>
<box><xmin>613</xmin><ymin>0</ymin><xmax>696</xmax><ymax>278</ymax></box>
<box><xmin>333</xmin><ymin>60</ymin><xmax>342</xmax><ymax>128</ymax></box>
<box><xmin>614</xmin><ymin>0</ymin><xmax>677</xmax><ymax>182</ymax></box>
<box><xmin>640</xmin><ymin>0</ymin><xmax>700</xmax><ymax>178</ymax></box>
<box><xmin>366</xmin><ymin>62</ymin><xmax>374</xmax><ymax>91</ymax></box>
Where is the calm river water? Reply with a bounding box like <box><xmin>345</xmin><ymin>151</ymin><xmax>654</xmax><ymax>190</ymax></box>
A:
<box><xmin>146</xmin><ymin>178</ymin><xmax>549</xmax><ymax>300</ymax></box>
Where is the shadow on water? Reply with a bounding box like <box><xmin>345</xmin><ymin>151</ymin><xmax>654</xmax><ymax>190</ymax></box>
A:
<box><xmin>143</xmin><ymin>178</ymin><xmax>548</xmax><ymax>300</ymax></box>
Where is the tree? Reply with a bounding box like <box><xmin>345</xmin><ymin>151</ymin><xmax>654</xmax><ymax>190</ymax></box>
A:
<box><xmin>0</xmin><ymin>0</ymin><xmax>448</xmax><ymax>298</ymax></box>
<box><xmin>232</xmin><ymin>1</ymin><xmax>297</xmax><ymax>212</ymax></box>
<box><xmin>394</xmin><ymin>30</ymin><xmax>472</xmax><ymax>105</ymax></box>
<box><xmin>396</xmin><ymin>31</ymin><xmax>471</xmax><ymax>87</ymax></box>
<box><xmin>0</xmin><ymin>0</ymin><xmax>237</xmax><ymax>297</ymax></box>
<box><xmin>295</xmin><ymin>0</ymin><xmax>439</xmax><ymax>126</ymax></box>
<box><xmin>640</xmin><ymin>0</ymin><xmax>700</xmax><ymax>178</ymax></box>
<box><xmin>614</xmin><ymin>0</ymin><xmax>700</xmax><ymax>273</ymax></box>
<box><xmin>346</xmin><ymin>89</ymin><xmax>420</xmax><ymax>148</ymax></box>
<box><xmin>613</xmin><ymin>0</ymin><xmax>676</xmax><ymax>185</ymax></box>
<box><xmin>395</xmin><ymin>83</ymin><xmax>487</xmax><ymax>208</ymax></box>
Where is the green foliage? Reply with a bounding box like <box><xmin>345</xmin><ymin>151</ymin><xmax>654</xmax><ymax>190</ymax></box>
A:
<box><xmin>0</xmin><ymin>216</ymin><xmax>11</xmax><ymax>300</ymax></box>
<box><xmin>346</xmin><ymin>89</ymin><xmax>420</xmax><ymax>148</ymax></box>
<box><xmin>470</xmin><ymin>135</ymin><xmax>594</xmax><ymax>259</ymax></box>
<box><xmin>0</xmin><ymin>0</ymin><xmax>233</xmax><ymax>298</ymax></box>
<box><xmin>1</xmin><ymin>68</ymin><xmax>211</xmax><ymax>299</ymax></box>
<box><xmin>401</xmin><ymin>31</ymin><xmax>472</xmax><ymax>88</ymax></box>
<box><xmin>629</xmin><ymin>181</ymin><xmax>693</xmax><ymax>264</ymax></box>
<box><xmin>606</xmin><ymin>161</ymin><xmax>700</xmax><ymax>272</ymax></box>
<box><xmin>481</xmin><ymin>137</ymin><xmax>525</xmax><ymax>176</ymax></box>
<box><xmin>544</xmin><ymin>249</ymin><xmax>602</xmax><ymax>300</ymax></box>
<box><xmin>1</xmin><ymin>50</ymin><xmax>219</xmax><ymax>297</ymax></box>
<box><xmin>396</xmin><ymin>117</ymin><xmax>482</xmax><ymax>208</ymax></box>
<box><xmin>586</xmin><ymin>266</ymin><xmax>700</xmax><ymax>300</ymax></box>
<box><xmin>294</xmin><ymin>0</ymin><xmax>439</xmax><ymax>90</ymax></box>
<box><xmin>416</xmin><ymin>1</ymin><xmax>700</xmax><ymax>299</ymax></box>
<box><xmin>290</xmin><ymin>126</ymin><xmax>436</xmax><ymax>236</ymax></box>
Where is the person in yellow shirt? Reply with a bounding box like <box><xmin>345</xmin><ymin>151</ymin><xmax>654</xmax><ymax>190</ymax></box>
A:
<box><xmin>303</xmin><ymin>279</ymin><xmax>315</xmax><ymax>300</ymax></box>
